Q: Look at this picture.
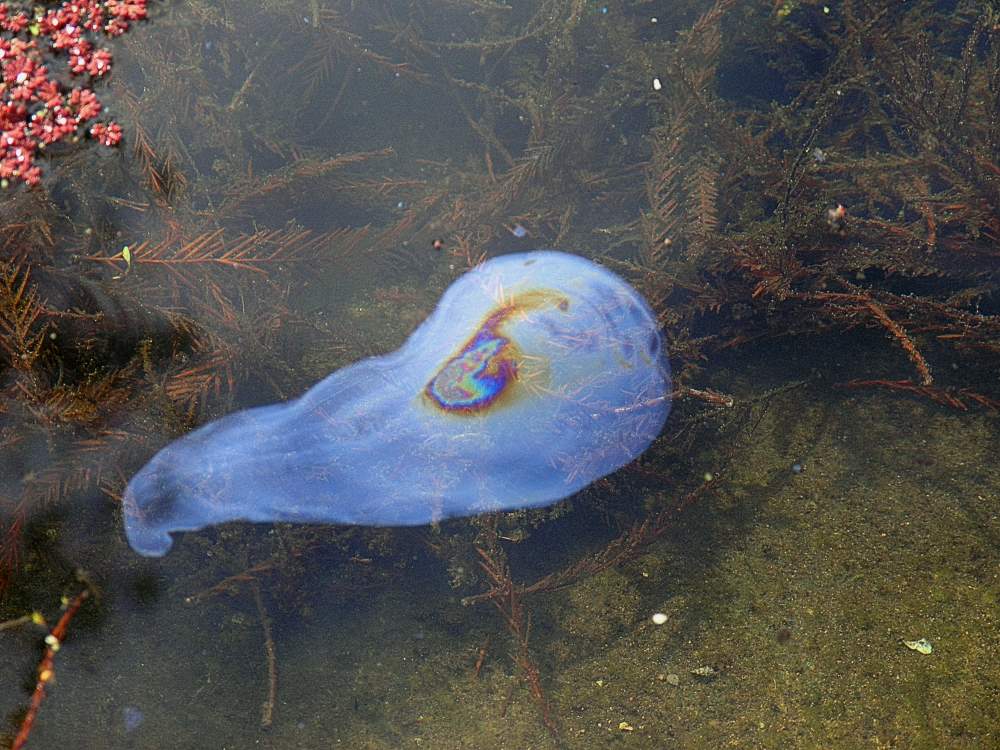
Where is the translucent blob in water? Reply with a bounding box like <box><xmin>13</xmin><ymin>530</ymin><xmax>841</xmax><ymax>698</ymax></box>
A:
<box><xmin>123</xmin><ymin>251</ymin><xmax>671</xmax><ymax>556</ymax></box>
<box><xmin>122</xmin><ymin>705</ymin><xmax>144</xmax><ymax>733</ymax></box>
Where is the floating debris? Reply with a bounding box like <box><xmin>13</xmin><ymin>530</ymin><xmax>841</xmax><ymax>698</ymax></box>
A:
<box><xmin>690</xmin><ymin>665</ymin><xmax>716</xmax><ymax>677</ymax></box>
<box><xmin>651</xmin><ymin>612</ymin><xmax>668</xmax><ymax>625</ymax></box>
<box><xmin>903</xmin><ymin>638</ymin><xmax>933</xmax><ymax>655</ymax></box>
<box><xmin>122</xmin><ymin>705</ymin><xmax>145</xmax><ymax>733</ymax></box>
<box><xmin>826</xmin><ymin>203</ymin><xmax>847</xmax><ymax>231</ymax></box>
<box><xmin>618</xmin><ymin>721</ymin><xmax>634</xmax><ymax>732</ymax></box>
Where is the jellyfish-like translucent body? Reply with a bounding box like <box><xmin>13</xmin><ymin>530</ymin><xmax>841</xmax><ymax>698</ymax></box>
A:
<box><xmin>124</xmin><ymin>251</ymin><xmax>671</xmax><ymax>556</ymax></box>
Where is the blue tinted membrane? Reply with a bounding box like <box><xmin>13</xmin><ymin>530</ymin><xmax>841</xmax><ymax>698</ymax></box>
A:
<box><xmin>123</xmin><ymin>250</ymin><xmax>671</xmax><ymax>556</ymax></box>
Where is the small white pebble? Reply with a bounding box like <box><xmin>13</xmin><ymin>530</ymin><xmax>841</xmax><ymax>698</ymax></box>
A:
<box><xmin>651</xmin><ymin>612</ymin><xmax>668</xmax><ymax>625</ymax></box>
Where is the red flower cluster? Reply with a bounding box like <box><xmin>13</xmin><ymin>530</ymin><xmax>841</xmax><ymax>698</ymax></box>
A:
<box><xmin>0</xmin><ymin>0</ymin><xmax>146</xmax><ymax>186</ymax></box>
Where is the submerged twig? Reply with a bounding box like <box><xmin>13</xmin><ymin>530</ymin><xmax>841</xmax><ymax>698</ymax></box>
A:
<box><xmin>11</xmin><ymin>587</ymin><xmax>92</xmax><ymax>750</ymax></box>
<box><xmin>251</xmin><ymin>581</ymin><xmax>278</xmax><ymax>730</ymax></box>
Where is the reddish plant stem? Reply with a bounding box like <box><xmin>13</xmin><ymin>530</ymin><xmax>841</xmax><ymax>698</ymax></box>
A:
<box><xmin>473</xmin><ymin>636</ymin><xmax>491</xmax><ymax>678</ymax></box>
<box><xmin>475</xmin><ymin>548</ymin><xmax>558</xmax><ymax>735</ymax></box>
<box><xmin>860</xmin><ymin>299</ymin><xmax>933</xmax><ymax>386</ymax></box>
<box><xmin>464</xmin><ymin>481</ymin><xmax>714</xmax><ymax>607</ymax></box>
<box><xmin>800</xmin><ymin>292</ymin><xmax>934</xmax><ymax>386</ymax></box>
<box><xmin>12</xmin><ymin>588</ymin><xmax>91</xmax><ymax>750</ymax></box>
<box><xmin>251</xmin><ymin>582</ymin><xmax>278</xmax><ymax>729</ymax></box>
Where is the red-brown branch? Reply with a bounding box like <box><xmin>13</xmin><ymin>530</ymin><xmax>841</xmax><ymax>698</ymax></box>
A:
<box><xmin>12</xmin><ymin>588</ymin><xmax>91</xmax><ymax>750</ymax></box>
<box><xmin>475</xmin><ymin>548</ymin><xmax>557</xmax><ymax>735</ymax></box>
<box><xmin>799</xmin><ymin>292</ymin><xmax>934</xmax><ymax>386</ymax></box>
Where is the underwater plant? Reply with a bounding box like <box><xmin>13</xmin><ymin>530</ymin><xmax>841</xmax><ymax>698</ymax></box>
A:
<box><xmin>0</xmin><ymin>0</ymin><xmax>997</xmax><ymax>743</ymax></box>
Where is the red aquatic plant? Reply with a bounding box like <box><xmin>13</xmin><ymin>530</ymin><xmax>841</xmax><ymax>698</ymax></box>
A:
<box><xmin>0</xmin><ymin>0</ymin><xmax>146</xmax><ymax>186</ymax></box>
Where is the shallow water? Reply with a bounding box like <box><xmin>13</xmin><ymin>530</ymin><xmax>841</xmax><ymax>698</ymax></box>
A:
<box><xmin>1</xmin><ymin>1</ymin><xmax>998</xmax><ymax>748</ymax></box>
<box><xmin>5</xmin><ymin>348</ymin><xmax>998</xmax><ymax>749</ymax></box>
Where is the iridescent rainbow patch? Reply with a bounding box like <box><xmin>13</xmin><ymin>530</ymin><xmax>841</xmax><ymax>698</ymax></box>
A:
<box><xmin>425</xmin><ymin>309</ymin><xmax>518</xmax><ymax>412</ymax></box>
